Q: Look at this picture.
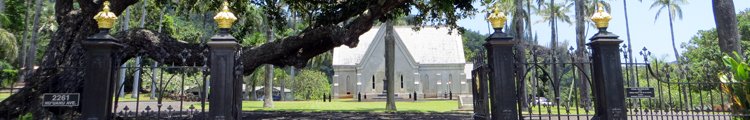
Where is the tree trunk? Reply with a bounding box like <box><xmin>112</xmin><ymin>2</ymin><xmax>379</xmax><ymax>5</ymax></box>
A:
<box><xmin>17</xmin><ymin>0</ymin><xmax>31</xmax><ymax>83</ymax></box>
<box><xmin>251</xmin><ymin>75</ymin><xmax>257</xmax><ymax>100</ymax></box>
<box><xmin>0</xmin><ymin>0</ymin><xmax>411</xmax><ymax>118</ymax></box>
<box><xmin>140</xmin><ymin>0</ymin><xmax>146</xmax><ymax>28</ymax></box>
<box><xmin>712</xmin><ymin>0</ymin><xmax>742</xmax><ymax>56</ymax></box>
<box><xmin>667</xmin><ymin>4</ymin><xmax>680</xmax><ymax>62</ymax></box>
<box><xmin>513</xmin><ymin>0</ymin><xmax>529</xmax><ymax>110</ymax></box>
<box><xmin>0</xmin><ymin>0</ymin><xmax>5</xmax><ymax>13</ymax></box>
<box><xmin>289</xmin><ymin>66</ymin><xmax>295</xmax><ymax>101</ymax></box>
<box><xmin>384</xmin><ymin>21</ymin><xmax>396</xmax><ymax>111</ymax></box>
<box><xmin>549</xmin><ymin>0</ymin><xmax>561</xmax><ymax>105</ymax></box>
<box><xmin>25</xmin><ymin>0</ymin><xmax>42</xmax><ymax>83</ymax></box>
<box><xmin>280</xmin><ymin>67</ymin><xmax>286</xmax><ymax>101</ymax></box>
<box><xmin>574</xmin><ymin>0</ymin><xmax>591</xmax><ymax>109</ymax></box>
<box><xmin>264</xmin><ymin>25</ymin><xmax>275</xmax><ymax>108</ymax></box>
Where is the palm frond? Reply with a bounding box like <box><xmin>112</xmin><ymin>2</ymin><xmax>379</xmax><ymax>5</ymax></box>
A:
<box><xmin>672</xmin><ymin>4</ymin><xmax>683</xmax><ymax>20</ymax></box>
<box><xmin>0</xmin><ymin>28</ymin><xmax>18</xmax><ymax>63</ymax></box>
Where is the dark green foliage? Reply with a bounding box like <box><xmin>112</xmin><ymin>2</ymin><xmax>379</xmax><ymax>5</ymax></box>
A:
<box><xmin>720</xmin><ymin>54</ymin><xmax>749</xmax><ymax>120</ymax></box>
<box><xmin>291</xmin><ymin>69</ymin><xmax>330</xmax><ymax>100</ymax></box>
<box><xmin>462</xmin><ymin>30</ymin><xmax>487</xmax><ymax>61</ymax></box>
<box><xmin>0</xmin><ymin>61</ymin><xmax>17</xmax><ymax>88</ymax></box>
<box><xmin>2</xmin><ymin>0</ymin><xmax>27</xmax><ymax>32</ymax></box>
<box><xmin>683</xmin><ymin>9</ymin><xmax>750</xmax><ymax>90</ymax></box>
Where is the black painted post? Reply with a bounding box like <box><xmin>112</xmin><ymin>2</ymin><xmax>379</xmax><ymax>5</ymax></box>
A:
<box><xmin>485</xmin><ymin>27</ymin><xmax>518</xmax><ymax>119</ymax></box>
<box><xmin>81</xmin><ymin>29</ymin><xmax>122</xmax><ymax>120</ymax></box>
<box><xmin>449</xmin><ymin>91</ymin><xmax>452</xmax><ymax>100</ymax></box>
<box><xmin>589</xmin><ymin>6</ymin><xmax>626</xmax><ymax>120</ymax></box>
<box><xmin>413</xmin><ymin>91</ymin><xmax>417</xmax><ymax>101</ymax></box>
<box><xmin>589</xmin><ymin>28</ymin><xmax>626</xmax><ymax>120</ymax></box>
<box><xmin>208</xmin><ymin>28</ymin><xmax>240</xmax><ymax>120</ymax></box>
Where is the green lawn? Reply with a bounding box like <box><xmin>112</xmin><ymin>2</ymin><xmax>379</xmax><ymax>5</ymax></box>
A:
<box><xmin>0</xmin><ymin>93</ymin><xmax>10</xmax><ymax>101</ymax></box>
<box><xmin>193</xmin><ymin>99</ymin><xmax>462</xmax><ymax>113</ymax></box>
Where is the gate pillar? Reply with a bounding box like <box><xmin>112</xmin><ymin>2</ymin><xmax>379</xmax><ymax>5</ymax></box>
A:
<box><xmin>209</xmin><ymin>2</ymin><xmax>241</xmax><ymax>120</ymax></box>
<box><xmin>81</xmin><ymin>2</ymin><xmax>122</xmax><ymax>119</ymax></box>
<box><xmin>484</xmin><ymin>7</ymin><xmax>518</xmax><ymax>120</ymax></box>
<box><xmin>588</xmin><ymin>5</ymin><xmax>626</xmax><ymax>120</ymax></box>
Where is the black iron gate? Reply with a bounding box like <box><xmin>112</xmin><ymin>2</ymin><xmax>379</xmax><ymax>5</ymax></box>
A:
<box><xmin>112</xmin><ymin>49</ymin><xmax>210</xmax><ymax>119</ymax></box>
<box><xmin>513</xmin><ymin>46</ymin><xmax>596</xmax><ymax>120</ymax></box>
<box><xmin>471</xmin><ymin>42</ymin><xmax>750</xmax><ymax>120</ymax></box>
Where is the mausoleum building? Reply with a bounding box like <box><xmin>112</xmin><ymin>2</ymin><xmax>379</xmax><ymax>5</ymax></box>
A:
<box><xmin>332</xmin><ymin>25</ymin><xmax>470</xmax><ymax>99</ymax></box>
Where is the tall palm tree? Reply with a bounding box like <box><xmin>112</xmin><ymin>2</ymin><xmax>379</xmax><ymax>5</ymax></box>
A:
<box><xmin>25</xmin><ymin>0</ymin><xmax>42</xmax><ymax>81</ymax></box>
<box><xmin>711</xmin><ymin>0</ymin><xmax>741</xmax><ymax>56</ymax></box>
<box><xmin>573</xmin><ymin>0</ymin><xmax>589</xmax><ymax>109</ymax></box>
<box><xmin>512</xmin><ymin>0</ymin><xmax>529</xmax><ymax>109</ymax></box>
<box><xmin>650</xmin><ymin>0</ymin><xmax>686</xmax><ymax>62</ymax></box>
<box><xmin>534</xmin><ymin>0</ymin><xmax>572</xmax><ymax>104</ymax></box>
<box><xmin>652</xmin><ymin>0</ymin><xmax>692</xmax><ymax>109</ymax></box>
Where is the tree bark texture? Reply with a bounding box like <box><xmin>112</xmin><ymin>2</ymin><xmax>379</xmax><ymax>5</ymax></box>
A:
<box><xmin>25</xmin><ymin>0</ymin><xmax>42</xmax><ymax>82</ymax></box>
<box><xmin>0</xmin><ymin>0</ymin><xmax>411</xmax><ymax>118</ymax></box>
<box><xmin>384</xmin><ymin>21</ymin><xmax>396</xmax><ymax>111</ymax></box>
<box><xmin>512</xmin><ymin>0</ymin><xmax>529</xmax><ymax>109</ymax></box>
<box><xmin>264</xmin><ymin>26</ymin><xmax>274</xmax><ymax>108</ymax></box>
<box><xmin>712</xmin><ymin>0</ymin><xmax>742</xmax><ymax>56</ymax></box>
<box><xmin>574</xmin><ymin>0</ymin><xmax>591</xmax><ymax>109</ymax></box>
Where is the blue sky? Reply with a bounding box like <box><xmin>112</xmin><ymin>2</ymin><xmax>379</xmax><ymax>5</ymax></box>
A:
<box><xmin>457</xmin><ymin>0</ymin><xmax>750</xmax><ymax>62</ymax></box>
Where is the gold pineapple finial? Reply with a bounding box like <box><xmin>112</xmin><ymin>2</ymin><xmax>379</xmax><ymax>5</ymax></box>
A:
<box><xmin>591</xmin><ymin>3</ymin><xmax>611</xmax><ymax>29</ymax></box>
<box><xmin>93</xmin><ymin>1</ymin><xmax>117</xmax><ymax>29</ymax></box>
<box><xmin>214</xmin><ymin>1</ymin><xmax>238</xmax><ymax>29</ymax></box>
<box><xmin>487</xmin><ymin>4</ymin><xmax>507</xmax><ymax>29</ymax></box>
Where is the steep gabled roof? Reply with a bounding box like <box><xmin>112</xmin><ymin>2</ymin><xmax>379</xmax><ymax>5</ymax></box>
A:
<box><xmin>332</xmin><ymin>26</ymin><xmax>465</xmax><ymax>66</ymax></box>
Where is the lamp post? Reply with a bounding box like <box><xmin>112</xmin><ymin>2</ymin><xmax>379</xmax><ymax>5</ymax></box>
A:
<box><xmin>357</xmin><ymin>73</ymin><xmax>362</xmax><ymax>102</ymax></box>
<box><xmin>413</xmin><ymin>72</ymin><xmax>419</xmax><ymax>101</ymax></box>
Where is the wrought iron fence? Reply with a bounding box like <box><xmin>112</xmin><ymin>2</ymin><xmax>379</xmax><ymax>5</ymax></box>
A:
<box><xmin>471</xmin><ymin>54</ymin><xmax>490</xmax><ymax>119</ymax></box>
<box><xmin>623</xmin><ymin>47</ymin><xmax>750</xmax><ymax>120</ymax></box>
<box><xmin>113</xmin><ymin>49</ymin><xmax>210</xmax><ymax>119</ymax></box>
<box><xmin>512</xmin><ymin>46</ymin><xmax>596</xmax><ymax>120</ymax></box>
<box><xmin>471</xmin><ymin>44</ymin><xmax>750</xmax><ymax>120</ymax></box>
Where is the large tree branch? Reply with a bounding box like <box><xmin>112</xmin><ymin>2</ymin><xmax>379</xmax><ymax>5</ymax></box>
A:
<box><xmin>0</xmin><ymin>0</ymin><xmax>412</xmax><ymax>118</ymax></box>
<box><xmin>241</xmin><ymin>0</ymin><xmax>409</xmax><ymax>74</ymax></box>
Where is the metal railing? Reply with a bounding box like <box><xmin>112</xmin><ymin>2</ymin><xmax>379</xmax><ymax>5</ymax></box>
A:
<box><xmin>112</xmin><ymin>49</ymin><xmax>210</xmax><ymax>119</ymax></box>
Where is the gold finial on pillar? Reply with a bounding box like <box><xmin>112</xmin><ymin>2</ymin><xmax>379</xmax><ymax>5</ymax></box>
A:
<box><xmin>214</xmin><ymin>1</ymin><xmax>238</xmax><ymax>29</ymax></box>
<box><xmin>591</xmin><ymin>3</ymin><xmax>611</xmax><ymax>29</ymax></box>
<box><xmin>487</xmin><ymin>4</ymin><xmax>507</xmax><ymax>29</ymax></box>
<box><xmin>93</xmin><ymin>1</ymin><xmax>117</xmax><ymax>29</ymax></box>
